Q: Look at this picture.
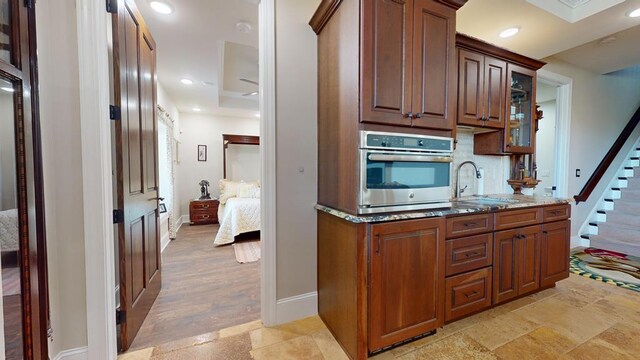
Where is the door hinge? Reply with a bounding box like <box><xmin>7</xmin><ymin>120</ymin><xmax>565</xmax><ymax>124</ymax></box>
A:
<box><xmin>106</xmin><ymin>0</ymin><xmax>117</xmax><ymax>14</ymax></box>
<box><xmin>24</xmin><ymin>0</ymin><xmax>35</xmax><ymax>9</ymax></box>
<box><xmin>113</xmin><ymin>209</ymin><xmax>124</xmax><ymax>224</ymax></box>
<box><xmin>116</xmin><ymin>309</ymin><xmax>126</xmax><ymax>325</ymax></box>
<box><xmin>110</xmin><ymin>105</ymin><xmax>121</xmax><ymax>121</ymax></box>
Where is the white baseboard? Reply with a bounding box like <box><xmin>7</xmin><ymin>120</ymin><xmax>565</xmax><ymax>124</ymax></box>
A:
<box><xmin>161</xmin><ymin>230</ymin><xmax>171</xmax><ymax>253</ymax></box>
<box><xmin>570</xmin><ymin>235</ymin><xmax>589</xmax><ymax>249</ymax></box>
<box><xmin>275</xmin><ymin>291</ymin><xmax>318</xmax><ymax>325</ymax></box>
<box><xmin>52</xmin><ymin>347</ymin><xmax>88</xmax><ymax>360</ymax></box>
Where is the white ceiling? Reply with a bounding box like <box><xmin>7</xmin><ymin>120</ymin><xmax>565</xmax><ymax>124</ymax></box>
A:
<box><xmin>457</xmin><ymin>0</ymin><xmax>640</xmax><ymax>61</ymax></box>
<box><xmin>136</xmin><ymin>0</ymin><xmax>259</xmax><ymax>117</ymax></box>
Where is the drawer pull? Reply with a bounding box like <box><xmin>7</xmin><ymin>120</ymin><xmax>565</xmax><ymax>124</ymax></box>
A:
<box><xmin>548</xmin><ymin>210</ymin><xmax>561</xmax><ymax>215</ymax></box>
<box><xmin>202</xmin><ymin>215</ymin><xmax>209</xmax><ymax>219</ymax></box>
<box><xmin>464</xmin><ymin>290</ymin><xmax>479</xmax><ymax>298</ymax></box>
<box><xmin>463</xmin><ymin>222</ymin><xmax>478</xmax><ymax>227</ymax></box>
<box><xmin>464</xmin><ymin>251</ymin><xmax>480</xmax><ymax>258</ymax></box>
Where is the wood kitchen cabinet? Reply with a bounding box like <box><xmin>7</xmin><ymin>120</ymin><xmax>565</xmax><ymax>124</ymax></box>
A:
<box><xmin>369</xmin><ymin>217</ymin><xmax>445</xmax><ymax>351</ymax></box>
<box><xmin>457</xmin><ymin>49</ymin><xmax>506</xmax><ymax>128</ymax></box>
<box><xmin>455</xmin><ymin>34</ymin><xmax>546</xmax><ymax>155</ymax></box>
<box><xmin>312</xmin><ymin>0</ymin><xmax>467</xmax><ymax>213</ymax></box>
<box><xmin>493</xmin><ymin>225</ymin><xmax>541</xmax><ymax>304</ymax></box>
<box><xmin>361</xmin><ymin>0</ymin><xmax>457</xmax><ymax>130</ymax></box>
<box><xmin>540</xmin><ymin>220</ymin><xmax>571</xmax><ymax>287</ymax></box>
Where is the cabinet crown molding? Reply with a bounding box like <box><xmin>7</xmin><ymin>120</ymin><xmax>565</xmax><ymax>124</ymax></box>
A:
<box><xmin>309</xmin><ymin>0</ymin><xmax>343</xmax><ymax>35</ymax></box>
<box><xmin>456</xmin><ymin>33</ymin><xmax>546</xmax><ymax>70</ymax></box>
<box><xmin>310</xmin><ymin>0</ymin><xmax>468</xmax><ymax>34</ymax></box>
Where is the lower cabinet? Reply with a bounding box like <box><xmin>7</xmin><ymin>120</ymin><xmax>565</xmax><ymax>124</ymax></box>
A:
<box><xmin>445</xmin><ymin>267</ymin><xmax>492</xmax><ymax>322</ymax></box>
<box><xmin>369</xmin><ymin>217</ymin><xmax>445</xmax><ymax>352</ymax></box>
<box><xmin>493</xmin><ymin>225</ymin><xmax>541</xmax><ymax>304</ymax></box>
<box><xmin>541</xmin><ymin>220</ymin><xmax>571</xmax><ymax>287</ymax></box>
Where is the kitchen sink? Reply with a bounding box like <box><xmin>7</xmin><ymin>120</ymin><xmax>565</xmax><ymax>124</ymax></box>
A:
<box><xmin>456</xmin><ymin>197</ymin><xmax>519</xmax><ymax>206</ymax></box>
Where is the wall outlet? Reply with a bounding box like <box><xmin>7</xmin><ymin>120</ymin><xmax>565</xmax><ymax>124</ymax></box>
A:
<box><xmin>576</xmin><ymin>169</ymin><xmax>581</xmax><ymax>177</ymax></box>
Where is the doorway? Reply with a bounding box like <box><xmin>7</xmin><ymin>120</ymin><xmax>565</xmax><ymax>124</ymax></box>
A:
<box><xmin>535</xmin><ymin>81</ymin><xmax>559</xmax><ymax>197</ymax></box>
<box><xmin>109</xmin><ymin>0</ymin><xmax>266</xmax><ymax>353</ymax></box>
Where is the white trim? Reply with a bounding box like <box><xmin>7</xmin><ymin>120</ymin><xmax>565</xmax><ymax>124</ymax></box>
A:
<box><xmin>259</xmin><ymin>0</ymin><xmax>278</xmax><ymax>327</ymax></box>
<box><xmin>52</xmin><ymin>347</ymin><xmax>89</xmax><ymax>360</ymax></box>
<box><xmin>76</xmin><ymin>1</ymin><xmax>118</xmax><ymax>359</ymax></box>
<box><xmin>161</xmin><ymin>230</ymin><xmax>171</xmax><ymax>252</ymax></box>
<box><xmin>537</xmin><ymin>69</ymin><xmax>573</xmax><ymax>199</ymax></box>
<box><xmin>275</xmin><ymin>292</ymin><xmax>318</xmax><ymax>325</ymax></box>
<box><xmin>570</xmin><ymin>235</ymin><xmax>590</xmax><ymax>249</ymax></box>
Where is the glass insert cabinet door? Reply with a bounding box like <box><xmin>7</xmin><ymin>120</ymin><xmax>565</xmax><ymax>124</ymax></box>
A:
<box><xmin>505</xmin><ymin>64</ymin><xmax>536</xmax><ymax>153</ymax></box>
<box><xmin>0</xmin><ymin>0</ymin><xmax>14</xmax><ymax>65</ymax></box>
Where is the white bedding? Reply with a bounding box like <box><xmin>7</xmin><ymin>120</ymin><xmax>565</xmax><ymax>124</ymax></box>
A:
<box><xmin>0</xmin><ymin>209</ymin><xmax>19</xmax><ymax>252</ymax></box>
<box><xmin>214</xmin><ymin>198</ymin><xmax>260</xmax><ymax>246</ymax></box>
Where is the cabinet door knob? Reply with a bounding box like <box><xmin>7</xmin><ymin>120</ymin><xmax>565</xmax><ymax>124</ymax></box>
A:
<box><xmin>414</xmin><ymin>113</ymin><xmax>423</xmax><ymax>119</ymax></box>
<box><xmin>405</xmin><ymin>112</ymin><xmax>414</xmax><ymax>119</ymax></box>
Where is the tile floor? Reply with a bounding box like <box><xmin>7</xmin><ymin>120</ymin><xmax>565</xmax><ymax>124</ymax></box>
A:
<box><xmin>119</xmin><ymin>274</ymin><xmax>640</xmax><ymax>360</ymax></box>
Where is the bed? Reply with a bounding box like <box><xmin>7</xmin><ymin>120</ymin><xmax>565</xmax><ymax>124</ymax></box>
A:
<box><xmin>214</xmin><ymin>197</ymin><xmax>261</xmax><ymax>246</ymax></box>
<box><xmin>214</xmin><ymin>134</ymin><xmax>261</xmax><ymax>246</ymax></box>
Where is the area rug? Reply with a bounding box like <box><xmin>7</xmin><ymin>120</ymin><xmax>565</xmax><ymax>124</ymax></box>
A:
<box><xmin>233</xmin><ymin>241</ymin><xmax>261</xmax><ymax>264</ymax></box>
<box><xmin>570</xmin><ymin>247</ymin><xmax>640</xmax><ymax>292</ymax></box>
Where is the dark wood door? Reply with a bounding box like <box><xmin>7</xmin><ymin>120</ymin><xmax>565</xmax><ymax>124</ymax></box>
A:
<box><xmin>361</xmin><ymin>0</ymin><xmax>413</xmax><ymax>127</ymax></box>
<box><xmin>0</xmin><ymin>1</ymin><xmax>49</xmax><ymax>358</ymax></box>
<box><xmin>112</xmin><ymin>0</ymin><xmax>161</xmax><ymax>351</ymax></box>
<box><xmin>411</xmin><ymin>0</ymin><xmax>456</xmax><ymax>130</ymax></box>
<box><xmin>517</xmin><ymin>225</ymin><xmax>541</xmax><ymax>295</ymax></box>
<box><xmin>540</xmin><ymin>220</ymin><xmax>570</xmax><ymax>288</ymax></box>
<box><xmin>457</xmin><ymin>49</ymin><xmax>484</xmax><ymax>127</ymax></box>
<box><xmin>482</xmin><ymin>57</ymin><xmax>506</xmax><ymax>128</ymax></box>
<box><xmin>369</xmin><ymin>218</ymin><xmax>445</xmax><ymax>352</ymax></box>
<box><xmin>492</xmin><ymin>229</ymin><xmax>519</xmax><ymax>304</ymax></box>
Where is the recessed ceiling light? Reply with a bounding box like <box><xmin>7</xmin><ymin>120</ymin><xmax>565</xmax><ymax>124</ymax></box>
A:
<box><xmin>193</xmin><ymin>107</ymin><xmax>201</xmax><ymax>112</ymax></box>
<box><xmin>499</xmin><ymin>27</ymin><xmax>520</xmax><ymax>38</ymax></box>
<box><xmin>181</xmin><ymin>78</ymin><xmax>193</xmax><ymax>85</ymax></box>
<box><xmin>0</xmin><ymin>87</ymin><xmax>14</xmax><ymax>93</ymax></box>
<box><xmin>150</xmin><ymin>1</ymin><xmax>173</xmax><ymax>15</ymax></box>
<box><xmin>629</xmin><ymin>8</ymin><xmax>640</xmax><ymax>18</ymax></box>
<box><xmin>255</xmin><ymin>113</ymin><xmax>260</xmax><ymax>118</ymax></box>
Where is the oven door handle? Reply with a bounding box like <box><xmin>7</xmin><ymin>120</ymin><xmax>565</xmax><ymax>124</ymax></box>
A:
<box><xmin>367</xmin><ymin>154</ymin><xmax>453</xmax><ymax>163</ymax></box>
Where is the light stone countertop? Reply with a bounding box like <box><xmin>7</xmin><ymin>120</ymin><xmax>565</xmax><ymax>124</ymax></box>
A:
<box><xmin>315</xmin><ymin>194</ymin><xmax>574</xmax><ymax>224</ymax></box>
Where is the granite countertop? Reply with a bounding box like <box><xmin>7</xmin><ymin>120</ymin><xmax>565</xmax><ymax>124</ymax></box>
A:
<box><xmin>315</xmin><ymin>194</ymin><xmax>574</xmax><ymax>224</ymax></box>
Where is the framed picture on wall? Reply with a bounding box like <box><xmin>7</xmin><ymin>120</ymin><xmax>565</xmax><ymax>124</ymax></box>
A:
<box><xmin>198</xmin><ymin>145</ymin><xmax>207</xmax><ymax>161</ymax></box>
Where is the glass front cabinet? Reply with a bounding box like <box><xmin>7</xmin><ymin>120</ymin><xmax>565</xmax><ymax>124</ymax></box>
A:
<box><xmin>505</xmin><ymin>64</ymin><xmax>536</xmax><ymax>153</ymax></box>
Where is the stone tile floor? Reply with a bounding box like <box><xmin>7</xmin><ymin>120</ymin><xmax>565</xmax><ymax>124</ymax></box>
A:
<box><xmin>119</xmin><ymin>274</ymin><xmax>640</xmax><ymax>360</ymax></box>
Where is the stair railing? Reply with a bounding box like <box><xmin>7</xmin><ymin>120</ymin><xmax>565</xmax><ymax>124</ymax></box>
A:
<box><xmin>574</xmin><ymin>105</ymin><xmax>640</xmax><ymax>204</ymax></box>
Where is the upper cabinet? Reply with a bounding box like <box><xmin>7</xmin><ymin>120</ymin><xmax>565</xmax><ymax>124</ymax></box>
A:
<box><xmin>455</xmin><ymin>34</ymin><xmax>546</xmax><ymax>155</ymax></box>
<box><xmin>457</xmin><ymin>49</ymin><xmax>506</xmax><ymax>129</ymax></box>
<box><xmin>312</xmin><ymin>0</ymin><xmax>462</xmax><ymax>132</ymax></box>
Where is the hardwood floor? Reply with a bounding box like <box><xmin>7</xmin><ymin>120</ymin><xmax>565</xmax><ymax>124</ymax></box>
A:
<box><xmin>128</xmin><ymin>224</ymin><xmax>260</xmax><ymax>351</ymax></box>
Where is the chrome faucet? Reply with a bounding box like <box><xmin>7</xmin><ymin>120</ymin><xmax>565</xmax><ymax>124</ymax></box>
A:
<box><xmin>455</xmin><ymin>161</ymin><xmax>482</xmax><ymax>198</ymax></box>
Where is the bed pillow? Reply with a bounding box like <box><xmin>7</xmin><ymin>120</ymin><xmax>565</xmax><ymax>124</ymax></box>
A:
<box><xmin>237</xmin><ymin>183</ymin><xmax>260</xmax><ymax>198</ymax></box>
<box><xmin>219</xmin><ymin>179</ymin><xmax>242</xmax><ymax>204</ymax></box>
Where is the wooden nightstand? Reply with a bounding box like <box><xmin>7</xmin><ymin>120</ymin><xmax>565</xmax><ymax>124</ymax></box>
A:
<box><xmin>189</xmin><ymin>199</ymin><xmax>219</xmax><ymax>225</ymax></box>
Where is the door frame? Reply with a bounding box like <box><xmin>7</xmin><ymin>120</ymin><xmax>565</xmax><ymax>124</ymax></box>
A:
<box><xmin>75</xmin><ymin>0</ymin><xmax>277</xmax><ymax>358</ymax></box>
<box><xmin>537</xmin><ymin>69</ymin><xmax>573</xmax><ymax>199</ymax></box>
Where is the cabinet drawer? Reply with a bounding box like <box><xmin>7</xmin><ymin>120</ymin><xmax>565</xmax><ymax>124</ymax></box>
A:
<box><xmin>191</xmin><ymin>202</ymin><xmax>216</xmax><ymax>210</ymax></box>
<box><xmin>446</xmin><ymin>214</ymin><xmax>493</xmax><ymax>238</ymax></box>
<box><xmin>191</xmin><ymin>213</ymin><xmax>216</xmax><ymax>222</ymax></box>
<box><xmin>494</xmin><ymin>207</ymin><xmax>542</xmax><ymax>231</ymax></box>
<box><xmin>445</xmin><ymin>234</ymin><xmax>493</xmax><ymax>276</ymax></box>
<box><xmin>191</xmin><ymin>207</ymin><xmax>216</xmax><ymax>215</ymax></box>
<box><xmin>543</xmin><ymin>204</ymin><xmax>570</xmax><ymax>223</ymax></box>
<box><xmin>445</xmin><ymin>267</ymin><xmax>492</xmax><ymax>322</ymax></box>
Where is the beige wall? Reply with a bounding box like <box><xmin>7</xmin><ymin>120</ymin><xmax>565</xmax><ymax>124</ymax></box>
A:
<box><xmin>176</xmin><ymin>113</ymin><xmax>260</xmax><ymax>218</ymax></box>
<box><xmin>274</xmin><ymin>0</ymin><xmax>320</xmax><ymax>299</ymax></box>
<box><xmin>36</xmin><ymin>0</ymin><xmax>88</xmax><ymax>356</ymax></box>
<box><xmin>541</xmin><ymin>60</ymin><xmax>640</xmax><ymax>236</ymax></box>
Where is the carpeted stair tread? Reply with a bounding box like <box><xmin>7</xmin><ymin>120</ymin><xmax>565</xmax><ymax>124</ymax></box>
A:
<box><xmin>604</xmin><ymin>212</ymin><xmax>640</xmax><ymax>227</ymax></box>
<box><xmin>619</xmin><ymin>187</ymin><xmax>640</xmax><ymax>200</ymax></box>
<box><xmin>609</xmin><ymin>199</ymin><xmax>640</xmax><ymax>213</ymax></box>
<box><xmin>594</xmin><ymin>222</ymin><xmax>640</xmax><ymax>244</ymax></box>
<box><xmin>588</xmin><ymin>235</ymin><xmax>640</xmax><ymax>258</ymax></box>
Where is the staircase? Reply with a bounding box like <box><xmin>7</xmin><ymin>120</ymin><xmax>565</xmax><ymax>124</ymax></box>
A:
<box><xmin>581</xmin><ymin>145</ymin><xmax>640</xmax><ymax>257</ymax></box>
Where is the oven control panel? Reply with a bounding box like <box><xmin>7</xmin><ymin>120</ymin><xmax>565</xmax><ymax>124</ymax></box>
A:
<box><xmin>362</xmin><ymin>131</ymin><xmax>453</xmax><ymax>152</ymax></box>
